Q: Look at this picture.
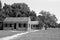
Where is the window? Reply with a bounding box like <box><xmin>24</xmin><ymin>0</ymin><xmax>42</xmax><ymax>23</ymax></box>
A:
<box><xmin>14</xmin><ymin>23</ymin><xmax>16</xmax><ymax>29</ymax></box>
<box><xmin>10</xmin><ymin>24</ymin><xmax>12</xmax><ymax>27</ymax></box>
<box><xmin>19</xmin><ymin>23</ymin><xmax>21</xmax><ymax>27</ymax></box>
<box><xmin>5</xmin><ymin>24</ymin><xmax>7</xmax><ymax>27</ymax></box>
<box><xmin>24</xmin><ymin>24</ymin><xmax>27</xmax><ymax>27</ymax></box>
<box><xmin>33</xmin><ymin>25</ymin><xmax>36</xmax><ymax>27</ymax></box>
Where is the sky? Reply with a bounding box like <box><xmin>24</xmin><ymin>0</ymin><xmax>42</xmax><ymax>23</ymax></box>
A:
<box><xmin>1</xmin><ymin>0</ymin><xmax>60</xmax><ymax>23</ymax></box>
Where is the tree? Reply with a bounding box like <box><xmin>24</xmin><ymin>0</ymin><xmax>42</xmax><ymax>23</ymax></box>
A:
<box><xmin>0</xmin><ymin>1</ymin><xmax>6</xmax><ymax>30</ymax></box>
<box><xmin>38</xmin><ymin>10</ymin><xmax>58</xmax><ymax>28</ymax></box>
<box><xmin>3</xmin><ymin>3</ymin><xmax>37</xmax><ymax>21</ymax></box>
<box><xmin>3</xmin><ymin>3</ymin><xmax>30</xmax><ymax>17</ymax></box>
<box><xmin>0</xmin><ymin>1</ymin><xmax>2</xmax><ymax>10</ymax></box>
<box><xmin>57</xmin><ymin>23</ymin><xmax>60</xmax><ymax>28</ymax></box>
<box><xmin>29</xmin><ymin>10</ymin><xmax>37</xmax><ymax>21</ymax></box>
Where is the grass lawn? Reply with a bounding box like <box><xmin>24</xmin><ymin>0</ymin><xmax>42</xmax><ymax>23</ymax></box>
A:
<box><xmin>0</xmin><ymin>30</ymin><xmax>24</xmax><ymax>38</ymax></box>
<box><xmin>13</xmin><ymin>28</ymin><xmax>60</xmax><ymax>40</ymax></box>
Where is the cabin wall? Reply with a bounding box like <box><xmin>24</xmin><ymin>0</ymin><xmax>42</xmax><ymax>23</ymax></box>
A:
<box><xmin>16</xmin><ymin>23</ymin><xmax>28</xmax><ymax>31</ymax></box>
<box><xmin>3</xmin><ymin>22</ymin><xmax>28</xmax><ymax>31</ymax></box>
<box><xmin>3</xmin><ymin>22</ymin><xmax>14</xmax><ymax>30</ymax></box>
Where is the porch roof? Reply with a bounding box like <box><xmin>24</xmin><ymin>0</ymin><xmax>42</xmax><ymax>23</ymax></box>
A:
<box><xmin>29</xmin><ymin>21</ymin><xmax>39</xmax><ymax>25</ymax></box>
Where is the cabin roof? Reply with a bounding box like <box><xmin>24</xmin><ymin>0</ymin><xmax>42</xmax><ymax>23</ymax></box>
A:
<box><xmin>4</xmin><ymin>17</ymin><xmax>30</xmax><ymax>23</ymax></box>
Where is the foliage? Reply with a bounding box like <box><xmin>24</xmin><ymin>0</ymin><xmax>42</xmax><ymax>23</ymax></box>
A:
<box><xmin>3</xmin><ymin>3</ymin><xmax>37</xmax><ymax>21</ymax></box>
<box><xmin>38</xmin><ymin>10</ymin><xmax>58</xmax><ymax>28</ymax></box>
<box><xmin>56</xmin><ymin>23</ymin><xmax>60</xmax><ymax>28</ymax></box>
<box><xmin>29</xmin><ymin>11</ymin><xmax>37</xmax><ymax>21</ymax></box>
<box><xmin>3</xmin><ymin>3</ymin><xmax>30</xmax><ymax>17</ymax></box>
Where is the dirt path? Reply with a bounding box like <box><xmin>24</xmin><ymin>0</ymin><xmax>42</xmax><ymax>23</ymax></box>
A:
<box><xmin>0</xmin><ymin>30</ymin><xmax>39</xmax><ymax>40</ymax></box>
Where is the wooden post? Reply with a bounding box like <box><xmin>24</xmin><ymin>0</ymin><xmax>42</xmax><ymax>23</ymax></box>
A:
<box><xmin>16</xmin><ymin>23</ymin><xmax>19</xmax><ymax>30</ymax></box>
<box><xmin>28</xmin><ymin>24</ymin><xmax>29</xmax><ymax>31</ymax></box>
<box><xmin>28</xmin><ymin>17</ymin><xmax>31</xmax><ymax>31</ymax></box>
<box><xmin>28</xmin><ymin>24</ymin><xmax>31</xmax><ymax>31</ymax></box>
<box><xmin>3</xmin><ymin>23</ymin><xmax>5</xmax><ymax>30</ymax></box>
<box><xmin>30</xmin><ymin>24</ymin><xmax>31</xmax><ymax>31</ymax></box>
<box><xmin>21</xmin><ymin>24</ymin><xmax>23</xmax><ymax>28</ymax></box>
<box><xmin>11</xmin><ymin>23</ymin><xmax>14</xmax><ymax>30</ymax></box>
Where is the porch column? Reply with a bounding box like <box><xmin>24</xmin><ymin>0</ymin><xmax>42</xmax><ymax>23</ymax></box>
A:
<box><xmin>16</xmin><ymin>23</ymin><xmax>19</xmax><ymax>30</ymax></box>
<box><xmin>31</xmin><ymin>25</ymin><xmax>33</xmax><ymax>29</ymax></box>
<box><xmin>3</xmin><ymin>23</ymin><xmax>6</xmax><ymax>30</ymax></box>
<box><xmin>7</xmin><ymin>23</ymin><xmax>10</xmax><ymax>27</ymax></box>
<box><xmin>28</xmin><ymin>24</ymin><xmax>31</xmax><ymax>31</ymax></box>
<box><xmin>21</xmin><ymin>24</ymin><xmax>23</xmax><ymax>28</ymax></box>
<box><xmin>3</xmin><ymin>23</ymin><xmax>6</xmax><ymax>27</ymax></box>
<box><xmin>28</xmin><ymin>23</ymin><xmax>29</xmax><ymax>31</ymax></box>
<box><xmin>11</xmin><ymin>23</ymin><xmax>14</xmax><ymax>30</ymax></box>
